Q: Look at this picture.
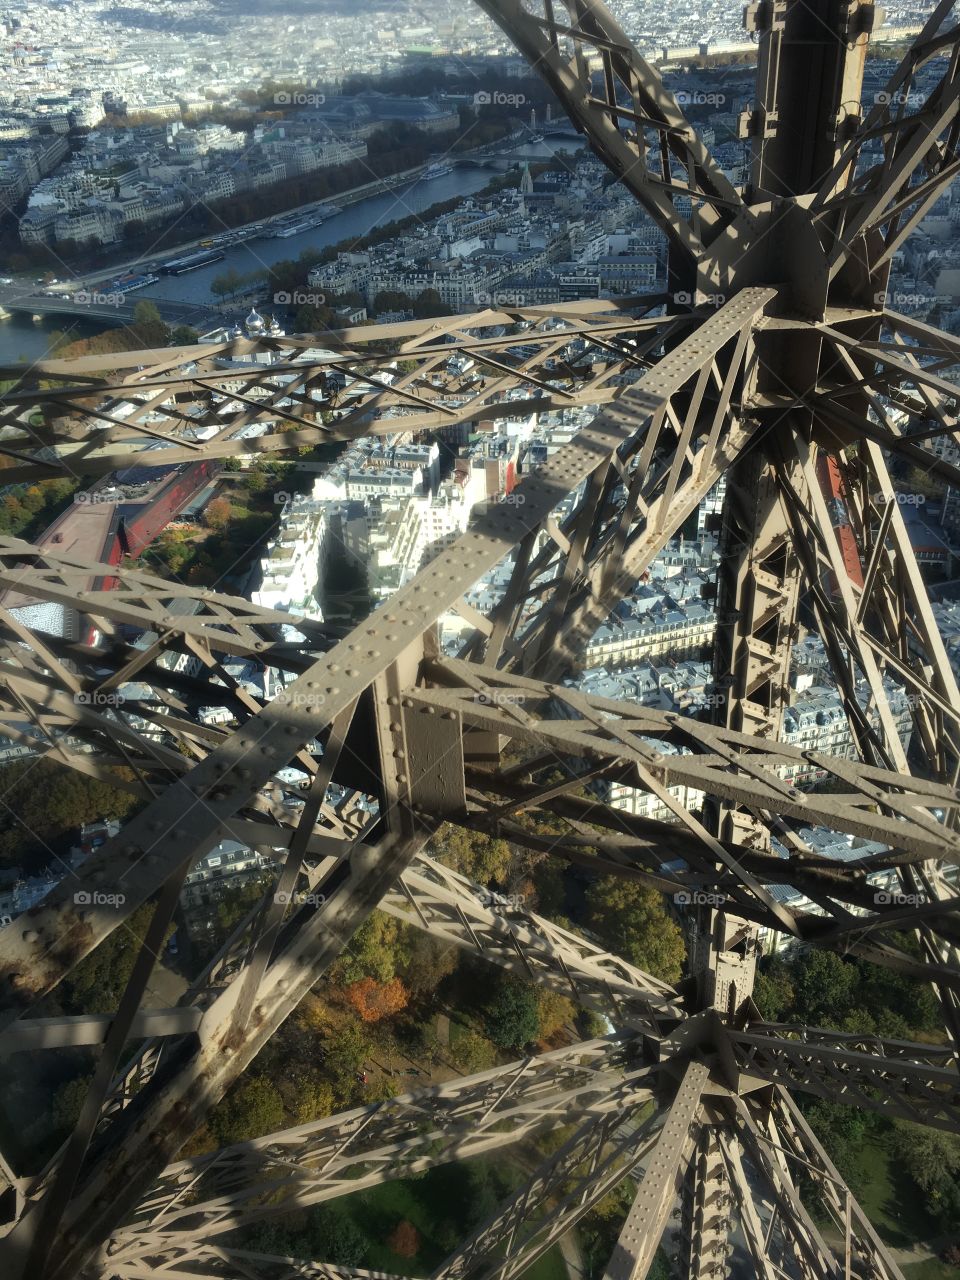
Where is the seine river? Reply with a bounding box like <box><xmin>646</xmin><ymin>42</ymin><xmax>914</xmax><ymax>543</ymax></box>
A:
<box><xmin>0</xmin><ymin>136</ymin><xmax>579</xmax><ymax>365</ymax></box>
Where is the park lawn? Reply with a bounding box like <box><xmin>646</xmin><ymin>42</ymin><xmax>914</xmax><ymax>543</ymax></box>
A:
<box><xmin>830</xmin><ymin>1131</ymin><xmax>938</xmax><ymax>1250</ymax></box>
<box><xmin>330</xmin><ymin>1159</ymin><xmax>570</xmax><ymax>1279</ymax></box>
<box><xmin>520</xmin><ymin>1246</ymin><xmax>568</xmax><ymax>1280</ymax></box>
<box><xmin>904</xmin><ymin>1262</ymin><xmax>960</xmax><ymax>1280</ymax></box>
<box><xmin>336</xmin><ymin>1178</ymin><xmax>451</xmax><ymax>1274</ymax></box>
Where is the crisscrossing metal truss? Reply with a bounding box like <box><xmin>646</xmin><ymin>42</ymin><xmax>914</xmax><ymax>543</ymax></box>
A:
<box><xmin>2</xmin><ymin>0</ymin><xmax>960</xmax><ymax>1277</ymax></box>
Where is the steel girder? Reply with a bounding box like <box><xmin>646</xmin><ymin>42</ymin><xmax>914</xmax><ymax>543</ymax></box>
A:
<box><xmin>100</xmin><ymin>1042</ymin><xmax>652</xmax><ymax>1270</ymax></box>
<box><xmin>471</xmin><ymin>0</ymin><xmax>743</xmax><ymax>268</ymax></box>
<box><xmin>3</xmin><ymin>2</ymin><xmax>960</xmax><ymax>1280</ymax></box>
<box><xmin>0</xmin><ymin>299</ymin><xmax>683</xmax><ymax>484</ymax></box>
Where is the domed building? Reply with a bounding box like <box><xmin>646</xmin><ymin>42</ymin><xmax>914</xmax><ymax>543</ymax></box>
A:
<box><xmin>245</xmin><ymin>308</ymin><xmax>265</xmax><ymax>337</ymax></box>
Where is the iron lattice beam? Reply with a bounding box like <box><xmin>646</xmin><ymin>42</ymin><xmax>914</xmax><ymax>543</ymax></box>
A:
<box><xmin>2</xmin><ymin>2</ymin><xmax>960</xmax><ymax>1279</ymax></box>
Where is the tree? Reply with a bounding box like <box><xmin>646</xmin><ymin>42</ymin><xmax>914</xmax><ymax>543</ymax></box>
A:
<box><xmin>372</xmin><ymin>289</ymin><xmax>414</xmax><ymax>316</ymax></box>
<box><xmin>130</xmin><ymin>300</ymin><xmax>169</xmax><ymax>347</ymax></box>
<box><xmin>291</xmin><ymin>1079</ymin><xmax>335</xmax><ymax>1124</ymax></box>
<box><xmin>535</xmin><ymin>986</ymin><xmax>576</xmax><ymax>1041</ymax></box>
<box><xmin>170</xmin><ymin>324</ymin><xmax>199</xmax><ymax>345</ymax></box>
<box><xmin>346</xmin><ymin>976</ymin><xmax>410</xmax><ymax>1023</ymax></box>
<box><xmin>248</xmin><ymin>1206</ymin><xmax>369</xmax><ymax>1267</ymax></box>
<box><xmin>0</xmin><ymin>758</ymin><xmax>139</xmax><ymax>873</ymax></box>
<box><xmin>51</xmin><ymin>1075</ymin><xmax>93</xmax><ymax>1136</ymax></box>
<box><xmin>584</xmin><ymin>877</ymin><xmax>685</xmax><ymax>982</ymax></box>
<box><xmin>450</xmin><ymin>1027</ymin><xmax>497</xmax><ymax>1074</ymax></box>
<box><xmin>802</xmin><ymin>1099</ymin><xmax>876</xmax><ymax>1183</ymax></box>
<box><xmin>430</xmin><ymin>825</ymin><xmax>511</xmax><ymax>884</ymax></box>
<box><xmin>783</xmin><ymin>949</ymin><xmax>860</xmax><ymax>1027</ymax></box>
<box><xmin>401</xmin><ymin>930</ymin><xmax>457</xmax><ymax>997</ymax></box>
<box><xmin>893</xmin><ymin>1121</ymin><xmax>960</xmax><ymax>1230</ymax></box>
<box><xmin>387</xmin><ymin>1221</ymin><xmax>420</xmax><ymax>1257</ymax></box>
<box><xmin>752</xmin><ymin>957</ymin><xmax>795</xmax><ymax>1021</ymax></box>
<box><xmin>211</xmin><ymin>1074</ymin><xmax>284</xmax><ymax>1145</ymax></box>
<box><xmin>295</xmin><ymin>302</ymin><xmax>336</xmax><ymax>332</ymax></box>
<box><xmin>210</xmin><ymin>270</ymin><xmax>238</xmax><ymax>302</ymax></box>
<box><xmin>413</xmin><ymin>288</ymin><xmax>451</xmax><ymax>319</ymax></box>
<box><xmin>485</xmin><ymin>975</ymin><xmax>540</xmax><ymax>1049</ymax></box>
<box><xmin>324</xmin><ymin>1022</ymin><xmax>372</xmax><ymax>1093</ymax></box>
<box><xmin>337</xmin><ymin>909</ymin><xmax>411</xmax><ymax>984</ymax></box>
<box><xmin>204</xmin><ymin>496</ymin><xmax>233</xmax><ymax>530</ymax></box>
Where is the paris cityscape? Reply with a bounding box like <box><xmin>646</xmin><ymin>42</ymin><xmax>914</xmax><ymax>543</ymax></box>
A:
<box><xmin>1</xmin><ymin>1</ymin><xmax>960</xmax><ymax>1279</ymax></box>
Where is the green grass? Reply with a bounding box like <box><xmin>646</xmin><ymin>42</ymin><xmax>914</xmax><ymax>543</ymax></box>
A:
<box><xmin>903</xmin><ymin>1264</ymin><xmax>960</xmax><ymax>1280</ymax></box>
<box><xmin>321</xmin><ymin>1158</ymin><xmax>572</xmax><ymax>1280</ymax></box>
<box><xmin>521</xmin><ymin>1247</ymin><xmax>568</xmax><ymax>1280</ymax></box>
<box><xmin>336</xmin><ymin>1178</ymin><xmax>449</xmax><ymax>1274</ymax></box>
<box><xmin>841</xmin><ymin>1132</ymin><xmax>938</xmax><ymax>1249</ymax></box>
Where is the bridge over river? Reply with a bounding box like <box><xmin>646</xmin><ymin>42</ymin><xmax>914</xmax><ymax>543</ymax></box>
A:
<box><xmin>0</xmin><ymin>288</ymin><xmax>219</xmax><ymax>328</ymax></box>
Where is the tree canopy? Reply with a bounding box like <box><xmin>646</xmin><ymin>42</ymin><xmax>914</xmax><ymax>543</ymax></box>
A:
<box><xmin>584</xmin><ymin>876</ymin><xmax>685</xmax><ymax>983</ymax></box>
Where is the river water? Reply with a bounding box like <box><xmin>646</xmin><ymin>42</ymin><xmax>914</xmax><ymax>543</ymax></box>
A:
<box><xmin>0</xmin><ymin>137</ymin><xmax>579</xmax><ymax>363</ymax></box>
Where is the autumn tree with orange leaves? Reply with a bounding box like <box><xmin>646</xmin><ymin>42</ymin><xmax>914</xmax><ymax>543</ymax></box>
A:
<box><xmin>345</xmin><ymin>976</ymin><xmax>410</xmax><ymax>1023</ymax></box>
<box><xmin>387</xmin><ymin>1220</ymin><xmax>420</xmax><ymax>1257</ymax></box>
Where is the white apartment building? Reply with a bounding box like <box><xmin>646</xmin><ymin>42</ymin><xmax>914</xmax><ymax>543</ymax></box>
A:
<box><xmin>251</xmin><ymin>494</ymin><xmax>327</xmax><ymax>619</ymax></box>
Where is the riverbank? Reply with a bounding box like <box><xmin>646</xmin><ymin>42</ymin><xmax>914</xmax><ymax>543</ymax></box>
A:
<box><xmin>0</xmin><ymin>134</ymin><xmax>581</xmax><ymax>363</ymax></box>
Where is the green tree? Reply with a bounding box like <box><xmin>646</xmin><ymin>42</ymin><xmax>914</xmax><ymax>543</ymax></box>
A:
<box><xmin>61</xmin><ymin>901</ymin><xmax>163</xmax><ymax>1015</ymax></box>
<box><xmin>535</xmin><ymin>986</ymin><xmax>576</xmax><ymax>1040</ymax></box>
<box><xmin>247</xmin><ymin>1205</ymin><xmax>369</xmax><ymax>1266</ymax></box>
<box><xmin>893</xmin><ymin>1122</ymin><xmax>960</xmax><ymax>1231</ymax></box>
<box><xmin>450</xmin><ymin>1027</ymin><xmax>497</xmax><ymax>1073</ymax></box>
<box><xmin>336</xmin><ymin>909</ymin><xmax>411</xmax><ymax>984</ymax></box>
<box><xmin>211</xmin><ymin>1074</ymin><xmax>285</xmax><ymax>1145</ymax></box>
<box><xmin>51</xmin><ymin>1074</ymin><xmax>94</xmax><ymax>1136</ymax></box>
<box><xmin>0</xmin><ymin>758</ymin><xmax>139</xmax><ymax>872</ymax></box>
<box><xmin>295</xmin><ymin>302</ymin><xmax>336</xmax><ymax>332</ymax></box>
<box><xmin>786</xmin><ymin>950</ymin><xmax>860</xmax><ymax>1027</ymax></box>
<box><xmin>430</xmin><ymin>825</ymin><xmax>511</xmax><ymax>884</ymax></box>
<box><xmin>413</xmin><ymin>288</ymin><xmax>451</xmax><ymax>319</ymax></box>
<box><xmin>752</xmin><ymin>957</ymin><xmax>795</xmax><ymax>1021</ymax></box>
<box><xmin>372</xmin><ymin>289</ymin><xmax>414</xmax><ymax>315</ymax></box>
<box><xmin>802</xmin><ymin>1099</ymin><xmax>876</xmax><ymax>1184</ymax></box>
<box><xmin>585</xmin><ymin>877</ymin><xmax>685</xmax><ymax>982</ymax></box>
<box><xmin>130</xmin><ymin>300</ymin><xmax>169</xmax><ymax>347</ymax></box>
<box><xmin>485</xmin><ymin>975</ymin><xmax>540</xmax><ymax>1050</ymax></box>
<box><xmin>324</xmin><ymin>1022</ymin><xmax>373</xmax><ymax>1094</ymax></box>
<box><xmin>401</xmin><ymin>929</ymin><xmax>457</xmax><ymax>998</ymax></box>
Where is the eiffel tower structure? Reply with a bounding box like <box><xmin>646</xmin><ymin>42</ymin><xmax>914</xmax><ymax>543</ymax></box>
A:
<box><xmin>1</xmin><ymin>1</ymin><xmax>960</xmax><ymax>1277</ymax></box>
